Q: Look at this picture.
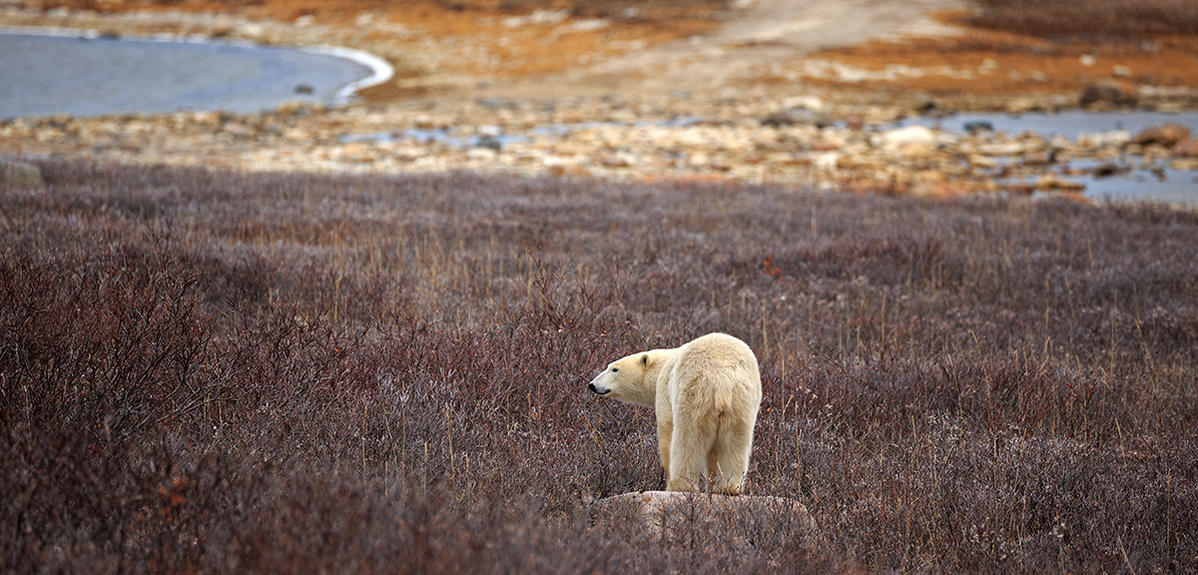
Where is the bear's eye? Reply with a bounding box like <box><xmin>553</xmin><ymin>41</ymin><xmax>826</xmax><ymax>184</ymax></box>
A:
<box><xmin>611</xmin><ymin>367</ymin><xmax>619</xmax><ymax>372</ymax></box>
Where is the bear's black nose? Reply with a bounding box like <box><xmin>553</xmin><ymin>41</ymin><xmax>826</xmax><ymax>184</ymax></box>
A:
<box><xmin>588</xmin><ymin>382</ymin><xmax>597</xmax><ymax>392</ymax></box>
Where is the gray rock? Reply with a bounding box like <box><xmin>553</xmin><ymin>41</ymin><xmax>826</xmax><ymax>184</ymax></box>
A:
<box><xmin>1005</xmin><ymin>96</ymin><xmax>1041</xmax><ymax>115</ymax></box>
<box><xmin>761</xmin><ymin>108</ymin><xmax>833</xmax><ymax>129</ymax></box>
<box><xmin>475</xmin><ymin>135</ymin><xmax>503</xmax><ymax>151</ymax></box>
<box><xmin>0</xmin><ymin>160</ymin><xmax>43</xmax><ymax>188</ymax></box>
<box><xmin>1173</xmin><ymin>138</ymin><xmax>1198</xmax><ymax>158</ymax></box>
<box><xmin>879</xmin><ymin>125</ymin><xmax>937</xmax><ymax>149</ymax></box>
<box><xmin>1091</xmin><ymin>162</ymin><xmax>1127</xmax><ymax>178</ymax></box>
<box><xmin>963</xmin><ymin>121</ymin><xmax>994</xmax><ymax>135</ymax></box>
<box><xmin>221</xmin><ymin>123</ymin><xmax>256</xmax><ymax>138</ymax></box>
<box><xmin>1131</xmin><ymin>123</ymin><xmax>1191</xmax><ymax>147</ymax></box>
<box><xmin>1078</xmin><ymin>129</ymin><xmax>1132</xmax><ymax>148</ymax></box>
<box><xmin>477</xmin><ymin>98</ymin><xmax>518</xmax><ymax>109</ymax></box>
<box><xmin>1022</xmin><ymin>150</ymin><xmax>1058</xmax><ymax>166</ymax></box>
<box><xmin>1079</xmin><ymin>80</ymin><xmax>1138</xmax><ymax>108</ymax></box>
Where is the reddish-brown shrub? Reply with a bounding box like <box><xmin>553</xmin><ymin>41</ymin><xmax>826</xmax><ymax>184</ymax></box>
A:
<box><xmin>2</xmin><ymin>161</ymin><xmax>1195</xmax><ymax>572</ymax></box>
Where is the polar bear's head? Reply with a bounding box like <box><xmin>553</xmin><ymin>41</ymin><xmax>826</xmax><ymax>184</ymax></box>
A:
<box><xmin>588</xmin><ymin>352</ymin><xmax>655</xmax><ymax>406</ymax></box>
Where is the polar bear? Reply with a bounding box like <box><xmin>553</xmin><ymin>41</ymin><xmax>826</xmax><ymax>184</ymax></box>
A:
<box><xmin>587</xmin><ymin>333</ymin><xmax>762</xmax><ymax>495</ymax></box>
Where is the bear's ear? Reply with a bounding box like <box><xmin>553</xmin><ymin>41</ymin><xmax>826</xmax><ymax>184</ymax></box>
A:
<box><xmin>641</xmin><ymin>354</ymin><xmax>649</xmax><ymax>367</ymax></box>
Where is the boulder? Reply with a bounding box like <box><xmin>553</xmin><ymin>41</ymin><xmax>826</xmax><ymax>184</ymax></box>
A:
<box><xmin>1131</xmin><ymin>124</ymin><xmax>1191</xmax><ymax>148</ymax></box>
<box><xmin>1021</xmin><ymin>149</ymin><xmax>1058</xmax><ymax>166</ymax></box>
<box><xmin>0</xmin><ymin>160</ymin><xmax>43</xmax><ymax>188</ymax></box>
<box><xmin>1090</xmin><ymin>162</ymin><xmax>1128</xmax><ymax>178</ymax></box>
<box><xmin>566</xmin><ymin>19</ymin><xmax>610</xmax><ymax>32</ymax></box>
<box><xmin>976</xmin><ymin>142</ymin><xmax>1028</xmax><ymax>156</ymax></box>
<box><xmin>761</xmin><ymin>108</ymin><xmax>833</xmax><ymax>129</ymax></box>
<box><xmin>221</xmin><ymin>123</ymin><xmax>256</xmax><ymax>138</ymax></box>
<box><xmin>1079</xmin><ymin>80</ymin><xmax>1138</xmax><ymax>108</ymax></box>
<box><xmin>1172</xmin><ymin>138</ymin><xmax>1198</xmax><ymax>158</ymax></box>
<box><xmin>1005</xmin><ymin>96</ymin><xmax>1041</xmax><ymax>115</ymax></box>
<box><xmin>812</xmin><ymin>151</ymin><xmax>840</xmax><ymax>172</ymax></box>
<box><xmin>275</xmin><ymin>99</ymin><xmax>323</xmax><ymax>116</ymax></box>
<box><xmin>879</xmin><ymin>125</ymin><xmax>937</xmax><ymax>150</ymax></box>
<box><xmin>1171</xmin><ymin>158</ymin><xmax>1198</xmax><ymax>171</ymax></box>
<box><xmin>589</xmin><ymin>491</ymin><xmax>816</xmax><ymax>545</ymax></box>
<box><xmin>963</xmin><ymin>120</ymin><xmax>994</xmax><ymax>135</ymax></box>
<box><xmin>968</xmin><ymin>154</ymin><xmax>1000</xmax><ymax>169</ymax></box>
<box><xmin>781</xmin><ymin>95</ymin><xmax>824</xmax><ymax>111</ymax></box>
<box><xmin>475</xmin><ymin>135</ymin><xmax>503</xmax><ymax>151</ymax></box>
<box><xmin>1078</xmin><ymin>130</ymin><xmax>1132</xmax><ymax>148</ymax></box>
<box><xmin>1035</xmin><ymin>173</ymin><xmax>1086</xmax><ymax>191</ymax></box>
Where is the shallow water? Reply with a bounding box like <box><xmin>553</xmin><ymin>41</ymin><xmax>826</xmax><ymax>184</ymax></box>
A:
<box><xmin>342</xmin><ymin>129</ymin><xmax>531</xmax><ymax>149</ymax></box>
<box><xmin>902</xmin><ymin>110</ymin><xmax>1198</xmax><ymax>140</ymax></box>
<box><xmin>902</xmin><ymin>111</ymin><xmax>1198</xmax><ymax>206</ymax></box>
<box><xmin>0</xmin><ymin>32</ymin><xmax>375</xmax><ymax>118</ymax></box>
<box><xmin>1003</xmin><ymin>169</ymin><xmax>1198</xmax><ymax>206</ymax></box>
<box><xmin>1055</xmin><ymin>160</ymin><xmax>1197</xmax><ymax>206</ymax></box>
<box><xmin>1083</xmin><ymin>170</ymin><xmax>1198</xmax><ymax>205</ymax></box>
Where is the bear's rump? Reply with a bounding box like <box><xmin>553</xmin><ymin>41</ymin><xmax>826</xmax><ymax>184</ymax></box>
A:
<box><xmin>668</xmin><ymin>361</ymin><xmax>753</xmax><ymax>424</ymax></box>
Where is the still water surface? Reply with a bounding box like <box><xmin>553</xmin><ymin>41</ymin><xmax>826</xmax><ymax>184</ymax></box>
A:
<box><xmin>0</xmin><ymin>32</ymin><xmax>375</xmax><ymax>118</ymax></box>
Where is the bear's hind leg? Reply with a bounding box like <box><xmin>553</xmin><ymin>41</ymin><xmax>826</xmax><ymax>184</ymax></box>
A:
<box><xmin>706</xmin><ymin>447</ymin><xmax>719</xmax><ymax>480</ymax></box>
<box><xmin>713</xmin><ymin>415</ymin><xmax>755</xmax><ymax>495</ymax></box>
<box><xmin>657</xmin><ymin>420</ymin><xmax>673</xmax><ymax>476</ymax></box>
<box><xmin>667</xmin><ymin>416</ymin><xmax>716</xmax><ymax>492</ymax></box>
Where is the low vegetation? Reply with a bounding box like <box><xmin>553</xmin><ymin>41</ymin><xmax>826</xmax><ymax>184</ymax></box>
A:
<box><xmin>2</xmin><ymin>161</ymin><xmax>1196</xmax><ymax>572</ymax></box>
<box><xmin>488</xmin><ymin>0</ymin><xmax>730</xmax><ymax>19</ymax></box>
<box><xmin>971</xmin><ymin>0</ymin><xmax>1198</xmax><ymax>38</ymax></box>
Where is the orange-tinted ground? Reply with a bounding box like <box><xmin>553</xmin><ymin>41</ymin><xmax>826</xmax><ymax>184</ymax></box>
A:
<box><xmin>43</xmin><ymin>0</ymin><xmax>721</xmax><ymax>81</ymax></box>
<box><xmin>789</xmin><ymin>11</ymin><xmax>1198</xmax><ymax>98</ymax></box>
<box><xmin>24</xmin><ymin>3</ymin><xmax>1198</xmax><ymax>104</ymax></box>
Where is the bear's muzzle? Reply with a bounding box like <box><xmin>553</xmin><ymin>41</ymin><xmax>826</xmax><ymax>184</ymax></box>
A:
<box><xmin>588</xmin><ymin>380</ymin><xmax>610</xmax><ymax>396</ymax></box>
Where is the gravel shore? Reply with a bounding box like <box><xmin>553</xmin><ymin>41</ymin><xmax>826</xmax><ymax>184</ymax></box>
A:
<box><xmin>2</xmin><ymin>1</ymin><xmax>1196</xmax><ymax>202</ymax></box>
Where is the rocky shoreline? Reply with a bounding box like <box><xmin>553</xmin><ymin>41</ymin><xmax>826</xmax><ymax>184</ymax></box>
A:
<box><xmin>2</xmin><ymin>3</ymin><xmax>1197</xmax><ymax>203</ymax></box>
<box><xmin>5</xmin><ymin>90</ymin><xmax>1196</xmax><ymax>202</ymax></box>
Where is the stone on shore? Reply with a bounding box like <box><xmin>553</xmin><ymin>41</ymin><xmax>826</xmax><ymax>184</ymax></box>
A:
<box><xmin>963</xmin><ymin>120</ymin><xmax>994</xmax><ymax>134</ymax></box>
<box><xmin>761</xmin><ymin>108</ymin><xmax>833</xmax><ymax>128</ymax></box>
<box><xmin>878</xmin><ymin>125</ymin><xmax>938</xmax><ymax>157</ymax></box>
<box><xmin>1005</xmin><ymin>96</ymin><xmax>1041</xmax><ymax>115</ymax></box>
<box><xmin>1172</xmin><ymin>138</ymin><xmax>1198</xmax><ymax>158</ymax></box>
<box><xmin>1131</xmin><ymin>124</ymin><xmax>1191</xmax><ymax>148</ymax></box>
<box><xmin>1079</xmin><ymin>80</ymin><xmax>1138</xmax><ymax>109</ymax></box>
<box><xmin>1036</xmin><ymin>173</ymin><xmax>1086</xmax><ymax>191</ymax></box>
<box><xmin>1078</xmin><ymin>130</ymin><xmax>1132</xmax><ymax>148</ymax></box>
<box><xmin>880</xmin><ymin>125</ymin><xmax>936</xmax><ymax>147</ymax></box>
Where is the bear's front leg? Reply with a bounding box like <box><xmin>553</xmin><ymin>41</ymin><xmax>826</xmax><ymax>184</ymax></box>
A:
<box><xmin>656</xmin><ymin>420</ymin><xmax>673</xmax><ymax>478</ymax></box>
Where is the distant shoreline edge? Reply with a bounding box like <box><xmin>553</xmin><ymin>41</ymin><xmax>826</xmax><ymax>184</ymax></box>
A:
<box><xmin>0</xmin><ymin>26</ymin><xmax>395</xmax><ymax>109</ymax></box>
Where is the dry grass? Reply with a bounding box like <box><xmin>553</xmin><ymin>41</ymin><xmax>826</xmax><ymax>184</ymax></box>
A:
<box><xmin>970</xmin><ymin>0</ymin><xmax>1198</xmax><ymax>38</ymax></box>
<box><xmin>2</xmin><ymin>160</ymin><xmax>1196</xmax><ymax>572</ymax></box>
<box><xmin>794</xmin><ymin>7</ymin><xmax>1198</xmax><ymax>99</ymax></box>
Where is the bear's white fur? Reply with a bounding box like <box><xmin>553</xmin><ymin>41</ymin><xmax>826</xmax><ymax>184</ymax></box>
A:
<box><xmin>588</xmin><ymin>333</ymin><xmax>762</xmax><ymax>494</ymax></box>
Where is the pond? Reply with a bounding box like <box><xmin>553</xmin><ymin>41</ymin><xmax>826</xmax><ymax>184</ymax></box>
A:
<box><xmin>901</xmin><ymin>110</ymin><xmax>1198</xmax><ymax>206</ymax></box>
<box><xmin>901</xmin><ymin>110</ymin><xmax>1198</xmax><ymax>140</ymax></box>
<box><xmin>0</xmin><ymin>29</ymin><xmax>391</xmax><ymax>118</ymax></box>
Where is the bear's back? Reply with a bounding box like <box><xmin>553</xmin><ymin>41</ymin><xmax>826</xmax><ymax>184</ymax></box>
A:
<box><xmin>678</xmin><ymin>333</ymin><xmax>756</xmax><ymax>372</ymax></box>
<box><xmin>668</xmin><ymin>333</ymin><xmax>760</xmax><ymax>415</ymax></box>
